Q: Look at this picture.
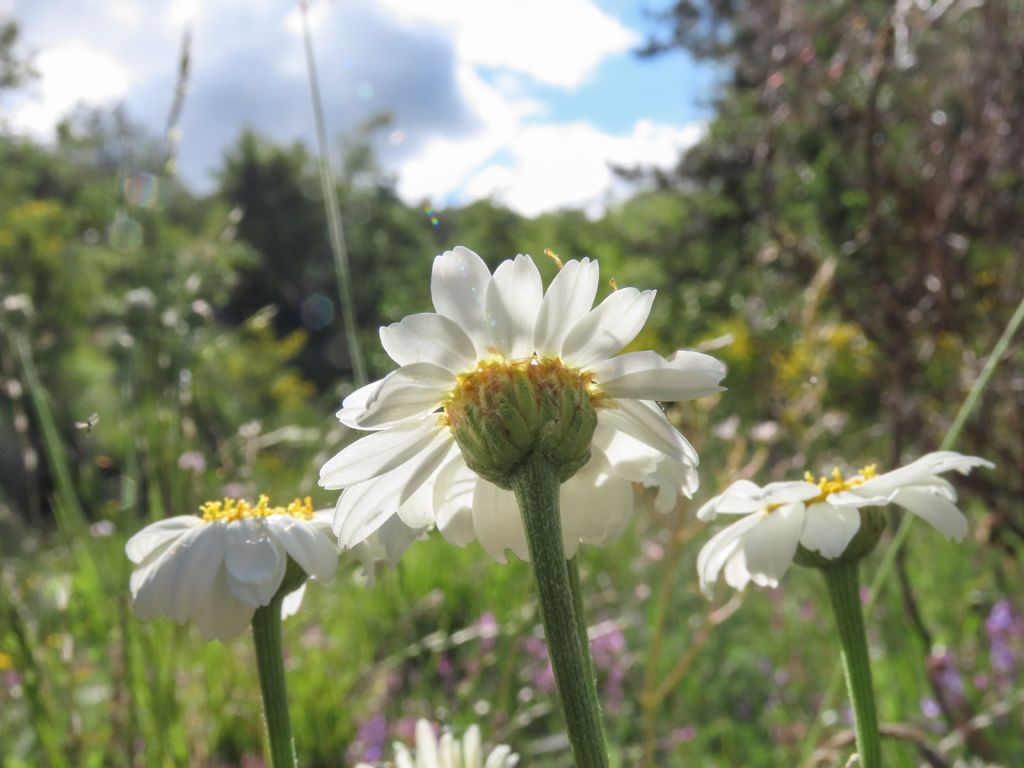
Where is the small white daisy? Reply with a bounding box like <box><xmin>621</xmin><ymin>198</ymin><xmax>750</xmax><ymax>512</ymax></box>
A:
<box><xmin>320</xmin><ymin>247</ymin><xmax>726</xmax><ymax>563</ymax></box>
<box><xmin>356</xmin><ymin>719</ymin><xmax>519</xmax><ymax>768</ymax></box>
<box><xmin>697</xmin><ymin>451</ymin><xmax>994</xmax><ymax>595</ymax></box>
<box><xmin>127</xmin><ymin>495</ymin><xmax>356</xmax><ymax>641</ymax></box>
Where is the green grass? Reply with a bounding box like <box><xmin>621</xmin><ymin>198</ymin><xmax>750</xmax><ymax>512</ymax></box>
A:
<box><xmin>1</xmin><ymin>451</ymin><xmax>1020</xmax><ymax>767</ymax></box>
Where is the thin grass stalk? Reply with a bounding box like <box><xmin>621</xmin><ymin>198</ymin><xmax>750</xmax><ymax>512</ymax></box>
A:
<box><xmin>10</xmin><ymin>331</ymin><xmax>85</xmax><ymax>531</ymax></box>
<box><xmin>297</xmin><ymin>0</ymin><xmax>367</xmax><ymax>387</ymax></box>
<box><xmin>1</xmin><ymin>570</ymin><xmax>70</xmax><ymax>768</ymax></box>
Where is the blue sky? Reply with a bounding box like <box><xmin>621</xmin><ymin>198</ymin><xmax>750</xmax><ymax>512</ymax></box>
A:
<box><xmin>4</xmin><ymin>0</ymin><xmax>718</xmax><ymax>216</ymax></box>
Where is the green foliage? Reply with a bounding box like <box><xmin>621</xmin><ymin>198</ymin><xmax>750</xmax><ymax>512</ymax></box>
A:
<box><xmin>2</xmin><ymin>2</ymin><xmax>1023</xmax><ymax>764</ymax></box>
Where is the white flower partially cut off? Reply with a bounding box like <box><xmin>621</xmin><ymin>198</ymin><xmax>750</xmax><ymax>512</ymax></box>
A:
<box><xmin>696</xmin><ymin>451</ymin><xmax>994</xmax><ymax>596</ymax></box>
<box><xmin>356</xmin><ymin>719</ymin><xmax>518</xmax><ymax>768</ymax></box>
<box><xmin>321</xmin><ymin>247</ymin><xmax>726</xmax><ymax>562</ymax></box>
<box><xmin>126</xmin><ymin>495</ymin><xmax>397</xmax><ymax>641</ymax></box>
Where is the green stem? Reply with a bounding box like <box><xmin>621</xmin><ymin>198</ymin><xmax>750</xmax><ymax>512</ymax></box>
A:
<box><xmin>566</xmin><ymin>557</ymin><xmax>595</xmax><ymax>685</ymax></box>
<box><xmin>251</xmin><ymin>595</ymin><xmax>296</xmax><ymax>768</ymax></box>
<box><xmin>823</xmin><ymin>563</ymin><xmax>881</xmax><ymax>768</ymax></box>
<box><xmin>510</xmin><ymin>459</ymin><xmax>609</xmax><ymax>768</ymax></box>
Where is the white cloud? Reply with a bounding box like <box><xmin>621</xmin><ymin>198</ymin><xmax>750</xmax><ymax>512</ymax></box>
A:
<box><xmin>377</xmin><ymin>0</ymin><xmax>637</xmax><ymax>88</ymax></box>
<box><xmin>6</xmin><ymin>0</ymin><xmax>700</xmax><ymax>217</ymax></box>
<box><xmin>458</xmin><ymin>119</ymin><xmax>705</xmax><ymax>217</ymax></box>
<box><xmin>9</xmin><ymin>44</ymin><xmax>131</xmax><ymax>136</ymax></box>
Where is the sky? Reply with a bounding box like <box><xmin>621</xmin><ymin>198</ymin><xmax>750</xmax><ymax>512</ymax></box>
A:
<box><xmin>3</xmin><ymin>0</ymin><xmax>717</xmax><ymax>217</ymax></box>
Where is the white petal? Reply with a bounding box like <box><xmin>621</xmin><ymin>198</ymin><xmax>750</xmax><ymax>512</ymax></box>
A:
<box><xmin>281</xmin><ymin>583</ymin><xmax>307</xmax><ymax>618</ymax></box>
<box><xmin>396</xmin><ymin>445</ymin><xmax>454</xmax><ymax>528</ymax></box>
<box><xmin>568</xmin><ymin>450</ymin><xmax>635</xmax><ymax>548</ymax></box>
<box><xmin>380</xmin><ymin>312</ymin><xmax>478</xmax><ymax>372</ymax></box>
<box><xmin>395</xmin><ymin>743</ymin><xmax>416</xmax><ymax>768</ymax></box>
<box><xmin>222</xmin><ymin>521</ymin><xmax>285</xmax><ymax>607</ymax></box>
<box><xmin>129</xmin><ymin>553</ymin><xmax>174</xmax><ymax>620</ymax></box>
<box><xmin>697</xmin><ymin>480</ymin><xmax>818</xmax><ymax>520</ymax></box>
<box><xmin>723</xmin><ymin>548</ymin><xmax>752</xmax><ymax>592</ymax></box>
<box><xmin>375</xmin><ymin>514</ymin><xmax>426</xmax><ymax>566</ymax></box>
<box><xmin>696</xmin><ymin>512</ymin><xmax>764</xmax><ymax>596</ymax></box>
<box><xmin>335</xmin><ymin>430</ymin><xmax>453</xmax><ymax>546</ymax></box>
<box><xmin>762</xmin><ymin>481</ymin><xmax>825</xmax><ymax>506</ymax></box>
<box><xmin>799</xmin><ymin>502</ymin><xmax>862</xmax><ymax>559</ymax></box>
<box><xmin>828</xmin><ymin>489</ymin><xmax>891</xmax><ymax>508</ymax></box>
<box><xmin>353</xmin><ymin>363</ymin><xmax>452</xmax><ymax>429</ymax></box>
<box><xmin>485</xmin><ymin>745</ymin><xmax>515</xmax><ymax>768</ymax></box>
<box><xmin>472</xmin><ymin>478</ymin><xmax>529</xmax><ymax>563</ymax></box>
<box><xmin>433</xmin><ymin>455</ymin><xmax>478</xmax><ymax>546</ymax></box>
<box><xmin>561</xmin><ymin>287</ymin><xmax>655</xmax><ymax>367</ymax></box>
<box><xmin>192</xmin><ymin>568</ymin><xmax>254</xmax><ymax>641</ymax></box>
<box><xmin>533</xmin><ymin>258</ymin><xmax>599</xmax><ymax>356</ymax></box>
<box><xmin>415</xmin><ymin>720</ymin><xmax>438</xmax><ymax>768</ymax></box>
<box><xmin>463</xmin><ymin>725</ymin><xmax>482</xmax><ymax>767</ymax></box>
<box><xmin>592</xmin><ymin>421</ymin><xmax>661</xmax><ymax>482</ymax></box>
<box><xmin>740</xmin><ymin>502</ymin><xmax>805</xmax><ymax>588</ymax></box>
<box><xmin>439</xmin><ymin>733</ymin><xmax>457</xmax><ymax>768</ymax></box>
<box><xmin>857</xmin><ymin>451</ymin><xmax>994</xmax><ymax>496</ymax></box>
<box><xmin>160</xmin><ymin>523</ymin><xmax>228</xmax><ymax>623</ymax></box>
<box><xmin>266</xmin><ymin>516</ymin><xmax>339</xmax><ymax>582</ymax></box>
<box><xmin>649</xmin><ymin>454</ymin><xmax>699</xmax><ymax>502</ymax></box>
<box><xmin>597</xmin><ymin>400</ymin><xmax>698</xmax><ymax>467</ymax></box>
<box><xmin>891</xmin><ymin>488</ymin><xmax>969</xmax><ymax>541</ymax></box>
<box><xmin>484</xmin><ymin>254</ymin><xmax>543</xmax><ymax>358</ymax></box>
<box><xmin>336</xmin><ymin>378</ymin><xmax>385</xmax><ymax>428</ymax></box>
<box><xmin>592</xmin><ymin>349</ymin><xmax>726</xmax><ymax>402</ymax></box>
<box><xmin>902</xmin><ymin>474</ymin><xmax>958</xmax><ymax>501</ymax></box>
<box><xmin>226</xmin><ymin>564</ymin><xmax>283</xmax><ymax>608</ymax></box>
<box><xmin>319</xmin><ymin>420</ymin><xmax>443</xmax><ymax>489</ymax></box>
<box><xmin>125</xmin><ymin>516</ymin><xmax>201</xmax><ymax>564</ymax></box>
<box><xmin>581</xmin><ymin>487</ymin><xmax>634</xmax><ymax>548</ymax></box>
<box><xmin>431</xmin><ymin>246</ymin><xmax>492</xmax><ymax>354</ymax></box>
<box><xmin>224</xmin><ymin>519</ymin><xmax>282</xmax><ymax>584</ymax></box>
<box><xmin>697</xmin><ymin>479</ymin><xmax>764</xmax><ymax>520</ymax></box>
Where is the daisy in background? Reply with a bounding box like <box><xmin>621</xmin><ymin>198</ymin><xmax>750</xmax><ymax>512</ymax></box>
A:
<box><xmin>696</xmin><ymin>451</ymin><xmax>993</xmax><ymax>768</ymax></box>
<box><xmin>126</xmin><ymin>493</ymin><xmax>419</xmax><ymax>768</ymax></box>
<box><xmin>320</xmin><ymin>246</ymin><xmax>726</xmax><ymax>562</ymax></box>
<box><xmin>126</xmin><ymin>495</ymin><xmax>413</xmax><ymax>641</ymax></box>
<box><xmin>356</xmin><ymin>719</ymin><xmax>518</xmax><ymax>768</ymax></box>
<box><xmin>696</xmin><ymin>451</ymin><xmax>995</xmax><ymax>595</ymax></box>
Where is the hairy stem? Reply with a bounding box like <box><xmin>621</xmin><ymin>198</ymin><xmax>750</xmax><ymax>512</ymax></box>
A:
<box><xmin>823</xmin><ymin>563</ymin><xmax>882</xmax><ymax>768</ymax></box>
<box><xmin>511</xmin><ymin>458</ymin><xmax>609</xmax><ymax>767</ymax></box>
<box><xmin>251</xmin><ymin>595</ymin><xmax>296</xmax><ymax>768</ymax></box>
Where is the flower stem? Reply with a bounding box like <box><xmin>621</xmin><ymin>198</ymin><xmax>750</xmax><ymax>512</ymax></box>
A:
<box><xmin>251</xmin><ymin>595</ymin><xmax>296</xmax><ymax>768</ymax></box>
<box><xmin>822</xmin><ymin>563</ymin><xmax>881</xmax><ymax>768</ymax></box>
<box><xmin>566</xmin><ymin>557</ymin><xmax>595</xmax><ymax>684</ymax></box>
<box><xmin>511</xmin><ymin>458</ymin><xmax>609</xmax><ymax>767</ymax></box>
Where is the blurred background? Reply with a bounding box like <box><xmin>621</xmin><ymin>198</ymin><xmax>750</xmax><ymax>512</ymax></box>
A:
<box><xmin>0</xmin><ymin>1</ymin><xmax>1021</xmax><ymax>766</ymax></box>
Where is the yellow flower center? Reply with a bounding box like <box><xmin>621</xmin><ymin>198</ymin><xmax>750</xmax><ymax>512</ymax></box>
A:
<box><xmin>441</xmin><ymin>356</ymin><xmax>603</xmax><ymax>427</ymax></box>
<box><xmin>804</xmin><ymin>465</ymin><xmax>878</xmax><ymax>505</ymax></box>
<box><xmin>441</xmin><ymin>356</ymin><xmax>603</xmax><ymax>488</ymax></box>
<box><xmin>199</xmin><ymin>495</ymin><xmax>314</xmax><ymax>523</ymax></box>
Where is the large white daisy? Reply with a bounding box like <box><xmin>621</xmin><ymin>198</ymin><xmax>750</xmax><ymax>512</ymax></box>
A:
<box><xmin>126</xmin><ymin>495</ymin><xmax>403</xmax><ymax>641</ymax></box>
<box><xmin>321</xmin><ymin>247</ymin><xmax>726</xmax><ymax>563</ymax></box>
<box><xmin>356</xmin><ymin>719</ymin><xmax>518</xmax><ymax>768</ymax></box>
<box><xmin>696</xmin><ymin>451</ymin><xmax>994</xmax><ymax>595</ymax></box>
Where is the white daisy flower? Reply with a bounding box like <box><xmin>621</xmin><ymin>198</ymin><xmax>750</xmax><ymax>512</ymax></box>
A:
<box><xmin>356</xmin><ymin>719</ymin><xmax>518</xmax><ymax>768</ymax></box>
<box><xmin>697</xmin><ymin>451</ymin><xmax>994</xmax><ymax>595</ymax></box>
<box><xmin>320</xmin><ymin>247</ymin><xmax>726</xmax><ymax>562</ymax></box>
<box><xmin>127</xmin><ymin>495</ymin><xmax>346</xmax><ymax>641</ymax></box>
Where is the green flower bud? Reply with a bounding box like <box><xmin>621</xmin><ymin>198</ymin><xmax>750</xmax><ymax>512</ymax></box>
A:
<box><xmin>443</xmin><ymin>357</ymin><xmax>601</xmax><ymax>489</ymax></box>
